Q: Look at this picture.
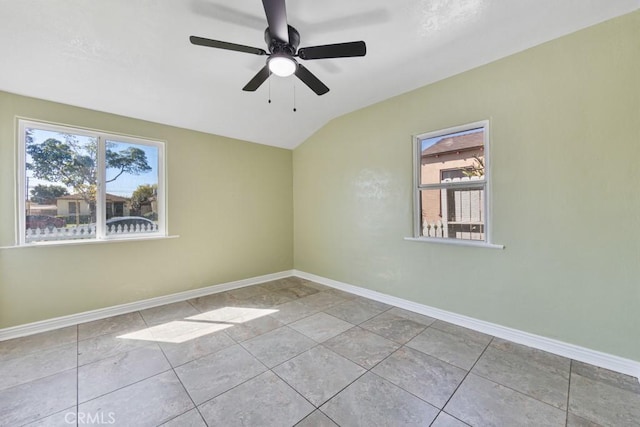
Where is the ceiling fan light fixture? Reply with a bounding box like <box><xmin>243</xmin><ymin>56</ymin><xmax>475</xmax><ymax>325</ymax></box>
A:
<box><xmin>268</xmin><ymin>54</ymin><xmax>296</xmax><ymax>77</ymax></box>
<box><xmin>190</xmin><ymin>0</ymin><xmax>366</xmax><ymax>95</ymax></box>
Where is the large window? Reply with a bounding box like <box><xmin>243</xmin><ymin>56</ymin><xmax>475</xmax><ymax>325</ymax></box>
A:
<box><xmin>18</xmin><ymin>119</ymin><xmax>165</xmax><ymax>245</ymax></box>
<box><xmin>413</xmin><ymin>121</ymin><xmax>490</xmax><ymax>243</ymax></box>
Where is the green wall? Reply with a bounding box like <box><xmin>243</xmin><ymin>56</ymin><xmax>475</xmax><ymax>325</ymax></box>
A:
<box><xmin>293</xmin><ymin>12</ymin><xmax>640</xmax><ymax>361</ymax></box>
<box><xmin>1</xmin><ymin>11</ymin><xmax>638</xmax><ymax>363</ymax></box>
<box><xmin>0</xmin><ymin>92</ymin><xmax>293</xmax><ymax>328</ymax></box>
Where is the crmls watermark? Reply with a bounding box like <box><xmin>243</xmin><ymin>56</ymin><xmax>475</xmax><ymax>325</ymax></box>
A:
<box><xmin>65</xmin><ymin>411</ymin><xmax>116</xmax><ymax>425</ymax></box>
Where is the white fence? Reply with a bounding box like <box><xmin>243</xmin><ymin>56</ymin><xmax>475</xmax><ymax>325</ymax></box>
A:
<box><xmin>25</xmin><ymin>223</ymin><xmax>159</xmax><ymax>243</ymax></box>
<box><xmin>422</xmin><ymin>220</ymin><xmax>446</xmax><ymax>238</ymax></box>
<box><xmin>423</xmin><ymin>176</ymin><xmax>485</xmax><ymax>240</ymax></box>
<box><xmin>422</xmin><ymin>219</ymin><xmax>484</xmax><ymax>240</ymax></box>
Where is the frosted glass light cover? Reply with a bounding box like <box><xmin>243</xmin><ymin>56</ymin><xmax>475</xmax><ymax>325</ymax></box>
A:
<box><xmin>268</xmin><ymin>56</ymin><xmax>296</xmax><ymax>77</ymax></box>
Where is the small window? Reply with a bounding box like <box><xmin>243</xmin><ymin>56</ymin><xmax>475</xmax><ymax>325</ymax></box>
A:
<box><xmin>413</xmin><ymin>121</ymin><xmax>490</xmax><ymax>242</ymax></box>
<box><xmin>19</xmin><ymin>119</ymin><xmax>165</xmax><ymax>244</ymax></box>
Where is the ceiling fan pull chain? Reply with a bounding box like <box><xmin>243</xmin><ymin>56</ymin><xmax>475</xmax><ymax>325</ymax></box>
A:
<box><xmin>293</xmin><ymin>82</ymin><xmax>297</xmax><ymax>112</ymax></box>
<box><xmin>268</xmin><ymin>74</ymin><xmax>272</xmax><ymax>104</ymax></box>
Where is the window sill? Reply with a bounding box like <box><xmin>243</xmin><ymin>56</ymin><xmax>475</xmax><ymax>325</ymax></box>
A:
<box><xmin>404</xmin><ymin>236</ymin><xmax>504</xmax><ymax>249</ymax></box>
<box><xmin>0</xmin><ymin>235</ymin><xmax>180</xmax><ymax>249</ymax></box>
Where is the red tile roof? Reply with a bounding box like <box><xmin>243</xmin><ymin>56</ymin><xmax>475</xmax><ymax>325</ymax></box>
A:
<box><xmin>422</xmin><ymin>131</ymin><xmax>483</xmax><ymax>157</ymax></box>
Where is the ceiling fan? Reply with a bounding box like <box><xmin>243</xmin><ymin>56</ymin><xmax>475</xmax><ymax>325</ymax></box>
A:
<box><xmin>190</xmin><ymin>0</ymin><xmax>367</xmax><ymax>96</ymax></box>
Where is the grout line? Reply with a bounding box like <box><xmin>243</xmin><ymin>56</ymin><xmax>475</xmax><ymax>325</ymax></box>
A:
<box><xmin>175</xmin><ymin>309</ymin><xmax>327</xmax><ymax>412</ymax></box>
<box><xmin>193</xmin><ymin>365</ymin><xmax>275</xmax><ymax>408</ymax></box>
<box><xmin>8</xmin><ymin>280</ymin><xmax>617</xmax><ymax>426</ymax></box>
<box><xmin>75</xmin><ymin>312</ymin><xmax>188</xmax><ymax>421</ymax></box>
<box><xmin>269</xmin><ymin>348</ymin><xmax>324</xmax><ymax>411</ymax></box>
<box><xmin>166</xmin><ymin>333</ymin><xmax>236</xmax><ymax>369</ymax></box>
<box><xmin>364</xmin><ymin>352</ymin><xmax>446</xmax><ymax>414</ymax></box>
<box><xmin>566</xmin><ymin>360</ymin><xmax>573</xmax><ymax>427</ymax></box>
<box><xmin>74</xmin><ymin>318</ymin><xmax>176</xmax><ymax>406</ymax></box>
<box><xmin>20</xmin><ymin>405</ymin><xmax>78</xmax><ymax>427</ymax></box>
<box><xmin>138</xmin><ymin>309</ymin><xmax>209</xmax><ymax>427</ymax></box>
<box><xmin>303</xmin><ymin>312</ymin><xmax>454</xmax><ymax>423</ymax></box>
<box><xmin>401</xmin><ymin>322</ymin><xmax>576</xmax><ymax>417</ymax></box>
<box><xmin>439</xmin><ymin>336</ymin><xmax>494</xmax><ymax>411</ymax></box>
<box><xmin>449</xmin><ymin>339</ymin><xmax>574</xmax><ymax>415</ymax></box>
<box><xmin>294</xmin><ymin>410</ymin><xmax>318</xmax><ymax>425</ymax></box>
<box><xmin>76</xmin><ymin>367</ymin><xmax>175</xmax><ymax>405</ymax></box>
<box><xmin>469</xmin><ymin>368</ymin><xmax>573</xmax><ymax>413</ymax></box>
<box><xmin>239</xmin><ymin>325</ymin><xmax>315</xmax><ymax>368</ymax></box>
<box><xmin>317</xmin><ymin>408</ymin><xmax>342</xmax><ymax>427</ymax></box>
<box><xmin>284</xmin><ymin>343</ymin><xmax>371</xmax><ymax>409</ymax></box>
<box><xmin>428</xmin><ymin>411</ymin><xmax>470</xmax><ymax>427</ymax></box>
<box><xmin>184</xmin><ymin>298</ymin><xmax>201</xmax><ymax>312</ymax></box>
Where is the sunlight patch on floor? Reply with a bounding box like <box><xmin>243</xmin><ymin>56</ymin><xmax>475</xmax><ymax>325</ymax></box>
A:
<box><xmin>187</xmin><ymin>307</ymin><xmax>279</xmax><ymax>323</ymax></box>
<box><xmin>117</xmin><ymin>306</ymin><xmax>278</xmax><ymax>343</ymax></box>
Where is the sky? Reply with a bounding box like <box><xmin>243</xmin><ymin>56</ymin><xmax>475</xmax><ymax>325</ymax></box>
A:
<box><xmin>106</xmin><ymin>140</ymin><xmax>158</xmax><ymax>197</ymax></box>
<box><xmin>27</xmin><ymin>128</ymin><xmax>158</xmax><ymax>199</ymax></box>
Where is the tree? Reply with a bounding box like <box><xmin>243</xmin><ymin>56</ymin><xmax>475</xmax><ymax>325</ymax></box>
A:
<box><xmin>30</xmin><ymin>184</ymin><xmax>69</xmax><ymax>204</ymax></box>
<box><xmin>106</xmin><ymin>147</ymin><xmax>152</xmax><ymax>183</ymax></box>
<box><xmin>26</xmin><ymin>136</ymin><xmax>151</xmax><ymax>221</ymax></box>
<box><xmin>27</xmin><ymin>138</ymin><xmax>96</xmax><ymax>200</ymax></box>
<box><xmin>131</xmin><ymin>184</ymin><xmax>157</xmax><ymax>212</ymax></box>
<box><xmin>463</xmin><ymin>155</ymin><xmax>485</xmax><ymax>178</ymax></box>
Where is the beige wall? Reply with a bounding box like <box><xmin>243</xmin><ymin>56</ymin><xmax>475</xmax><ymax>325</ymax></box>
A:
<box><xmin>294</xmin><ymin>11</ymin><xmax>640</xmax><ymax>362</ymax></box>
<box><xmin>0</xmin><ymin>92</ymin><xmax>293</xmax><ymax>328</ymax></box>
<box><xmin>56</xmin><ymin>199</ymin><xmax>90</xmax><ymax>217</ymax></box>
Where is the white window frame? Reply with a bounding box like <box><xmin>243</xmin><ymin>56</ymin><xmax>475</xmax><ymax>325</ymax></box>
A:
<box><xmin>408</xmin><ymin>120</ymin><xmax>503</xmax><ymax>249</ymax></box>
<box><xmin>17</xmin><ymin>119</ymin><xmax>167</xmax><ymax>246</ymax></box>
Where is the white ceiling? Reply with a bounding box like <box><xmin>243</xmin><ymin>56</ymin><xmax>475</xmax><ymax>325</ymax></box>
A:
<box><xmin>1</xmin><ymin>1</ymin><xmax>638</xmax><ymax>149</ymax></box>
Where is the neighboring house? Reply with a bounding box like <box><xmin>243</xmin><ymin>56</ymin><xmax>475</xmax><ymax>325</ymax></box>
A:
<box><xmin>56</xmin><ymin>193</ymin><xmax>131</xmax><ymax>223</ymax></box>
<box><xmin>421</xmin><ymin>131</ymin><xmax>485</xmax><ymax>239</ymax></box>
<box><xmin>24</xmin><ymin>203</ymin><xmax>57</xmax><ymax>216</ymax></box>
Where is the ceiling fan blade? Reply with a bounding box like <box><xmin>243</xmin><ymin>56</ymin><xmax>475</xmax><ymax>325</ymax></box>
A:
<box><xmin>298</xmin><ymin>41</ymin><xmax>366</xmax><ymax>60</ymax></box>
<box><xmin>262</xmin><ymin>0</ymin><xmax>289</xmax><ymax>43</ymax></box>
<box><xmin>242</xmin><ymin>65</ymin><xmax>271</xmax><ymax>92</ymax></box>
<box><xmin>295</xmin><ymin>64</ymin><xmax>329</xmax><ymax>96</ymax></box>
<box><xmin>190</xmin><ymin>36</ymin><xmax>267</xmax><ymax>56</ymax></box>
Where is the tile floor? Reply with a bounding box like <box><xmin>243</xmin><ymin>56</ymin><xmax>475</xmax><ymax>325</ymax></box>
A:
<box><xmin>1</xmin><ymin>277</ymin><xmax>639</xmax><ymax>426</ymax></box>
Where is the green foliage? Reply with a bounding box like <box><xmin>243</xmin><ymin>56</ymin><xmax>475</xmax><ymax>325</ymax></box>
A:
<box><xmin>131</xmin><ymin>184</ymin><xmax>157</xmax><ymax>210</ymax></box>
<box><xmin>463</xmin><ymin>155</ymin><xmax>485</xmax><ymax>178</ymax></box>
<box><xmin>27</xmin><ymin>137</ymin><xmax>151</xmax><ymax>202</ymax></box>
<box><xmin>30</xmin><ymin>184</ymin><xmax>69</xmax><ymax>204</ymax></box>
<box><xmin>26</xmin><ymin>138</ymin><xmax>96</xmax><ymax>191</ymax></box>
<box><xmin>106</xmin><ymin>146</ymin><xmax>152</xmax><ymax>183</ymax></box>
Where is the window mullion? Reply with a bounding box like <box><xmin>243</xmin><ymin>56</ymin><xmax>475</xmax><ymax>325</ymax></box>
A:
<box><xmin>96</xmin><ymin>136</ymin><xmax>106</xmax><ymax>239</ymax></box>
<box><xmin>18</xmin><ymin>121</ymin><xmax>28</xmax><ymax>246</ymax></box>
<box><xmin>418</xmin><ymin>181</ymin><xmax>485</xmax><ymax>190</ymax></box>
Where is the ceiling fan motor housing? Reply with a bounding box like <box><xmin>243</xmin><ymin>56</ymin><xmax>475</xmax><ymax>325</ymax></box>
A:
<box><xmin>265</xmin><ymin>25</ymin><xmax>300</xmax><ymax>56</ymax></box>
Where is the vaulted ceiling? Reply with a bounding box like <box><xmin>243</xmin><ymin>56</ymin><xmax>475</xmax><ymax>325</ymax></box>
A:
<box><xmin>1</xmin><ymin>1</ymin><xmax>638</xmax><ymax>148</ymax></box>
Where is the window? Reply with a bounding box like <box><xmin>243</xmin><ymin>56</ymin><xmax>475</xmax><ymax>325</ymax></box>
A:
<box><xmin>19</xmin><ymin>119</ymin><xmax>165</xmax><ymax>244</ymax></box>
<box><xmin>413</xmin><ymin>121</ymin><xmax>490</xmax><ymax>242</ymax></box>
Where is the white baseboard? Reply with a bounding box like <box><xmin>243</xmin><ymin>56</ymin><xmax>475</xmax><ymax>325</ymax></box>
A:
<box><xmin>0</xmin><ymin>270</ymin><xmax>294</xmax><ymax>341</ymax></box>
<box><xmin>2</xmin><ymin>268</ymin><xmax>638</xmax><ymax>382</ymax></box>
<box><xmin>293</xmin><ymin>270</ymin><xmax>640</xmax><ymax>381</ymax></box>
